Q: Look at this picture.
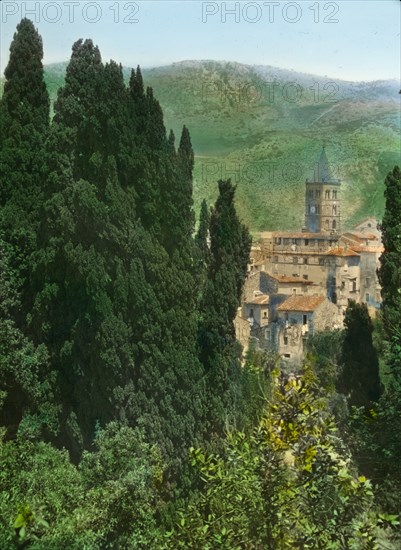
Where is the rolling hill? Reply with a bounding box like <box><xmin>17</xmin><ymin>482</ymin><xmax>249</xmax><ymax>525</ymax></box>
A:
<box><xmin>2</xmin><ymin>60</ymin><xmax>400</xmax><ymax>232</ymax></box>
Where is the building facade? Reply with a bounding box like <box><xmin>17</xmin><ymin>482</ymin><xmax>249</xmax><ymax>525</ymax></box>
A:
<box><xmin>236</xmin><ymin>147</ymin><xmax>383</xmax><ymax>364</ymax></box>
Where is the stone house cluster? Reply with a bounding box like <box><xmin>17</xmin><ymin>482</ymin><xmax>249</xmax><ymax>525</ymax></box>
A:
<box><xmin>235</xmin><ymin>147</ymin><xmax>383</xmax><ymax>365</ymax></box>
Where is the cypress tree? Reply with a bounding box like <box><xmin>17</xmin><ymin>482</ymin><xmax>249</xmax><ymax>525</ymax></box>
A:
<box><xmin>337</xmin><ymin>300</ymin><xmax>381</xmax><ymax>408</ymax></box>
<box><xmin>378</xmin><ymin>166</ymin><xmax>401</xmax><ymax>381</ymax></box>
<box><xmin>199</xmin><ymin>179</ymin><xmax>251</xmax><ymax>431</ymax></box>
<box><xmin>0</xmin><ymin>18</ymin><xmax>49</xmax><ymax>319</ymax></box>
<box><xmin>29</xmin><ymin>38</ymin><xmax>206</xmax><ymax>471</ymax></box>
<box><xmin>30</xmin><ymin>40</ymin><xmax>136</xmax><ymax>452</ymax></box>
<box><xmin>195</xmin><ymin>199</ymin><xmax>211</xmax><ymax>273</ymax></box>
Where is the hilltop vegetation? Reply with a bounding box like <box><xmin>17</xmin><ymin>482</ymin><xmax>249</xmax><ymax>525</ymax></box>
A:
<box><xmin>9</xmin><ymin>58</ymin><xmax>399</xmax><ymax>231</ymax></box>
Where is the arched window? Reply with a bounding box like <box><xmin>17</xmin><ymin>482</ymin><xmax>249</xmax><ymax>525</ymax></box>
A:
<box><xmin>325</xmin><ymin>190</ymin><xmax>330</xmax><ymax>199</ymax></box>
<box><xmin>325</xmin><ymin>220</ymin><xmax>329</xmax><ymax>229</ymax></box>
<box><xmin>332</xmin><ymin>220</ymin><xmax>337</xmax><ymax>230</ymax></box>
<box><xmin>332</xmin><ymin>204</ymin><xmax>337</xmax><ymax>215</ymax></box>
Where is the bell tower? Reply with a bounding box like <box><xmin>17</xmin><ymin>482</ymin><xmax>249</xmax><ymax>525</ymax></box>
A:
<box><xmin>305</xmin><ymin>146</ymin><xmax>341</xmax><ymax>234</ymax></box>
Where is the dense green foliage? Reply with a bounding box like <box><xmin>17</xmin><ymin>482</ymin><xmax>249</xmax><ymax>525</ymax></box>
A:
<box><xmin>167</xmin><ymin>367</ymin><xmax>390</xmax><ymax>549</ymax></box>
<box><xmin>0</xmin><ymin>423</ymin><xmax>165</xmax><ymax>548</ymax></box>
<box><xmin>1</xmin><ymin>18</ymin><xmax>400</xmax><ymax>549</ymax></box>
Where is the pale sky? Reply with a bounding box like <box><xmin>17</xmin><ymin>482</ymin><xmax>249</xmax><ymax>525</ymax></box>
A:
<box><xmin>1</xmin><ymin>1</ymin><xmax>400</xmax><ymax>81</ymax></box>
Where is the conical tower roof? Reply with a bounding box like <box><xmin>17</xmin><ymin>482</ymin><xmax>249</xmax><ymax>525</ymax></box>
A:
<box><xmin>307</xmin><ymin>146</ymin><xmax>340</xmax><ymax>184</ymax></box>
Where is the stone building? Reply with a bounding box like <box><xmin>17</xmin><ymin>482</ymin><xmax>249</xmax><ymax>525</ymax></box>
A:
<box><xmin>235</xmin><ymin>146</ymin><xmax>383</xmax><ymax>361</ymax></box>
<box><xmin>274</xmin><ymin>295</ymin><xmax>340</xmax><ymax>365</ymax></box>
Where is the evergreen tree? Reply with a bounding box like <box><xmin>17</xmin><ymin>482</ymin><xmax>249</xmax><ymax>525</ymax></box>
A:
<box><xmin>337</xmin><ymin>300</ymin><xmax>381</xmax><ymax>408</ymax></box>
<box><xmin>28</xmin><ymin>37</ymin><xmax>206</xmax><ymax>471</ymax></box>
<box><xmin>0</xmin><ymin>18</ymin><xmax>49</xmax><ymax>319</ymax></box>
<box><xmin>378</xmin><ymin>165</ymin><xmax>401</xmax><ymax>381</ymax></box>
<box><xmin>196</xmin><ymin>199</ymin><xmax>210</xmax><ymax>258</ymax></box>
<box><xmin>194</xmin><ymin>199</ymin><xmax>211</xmax><ymax>301</ymax></box>
<box><xmin>30</xmin><ymin>39</ymin><xmax>138</xmax><ymax>451</ymax></box>
<box><xmin>199</xmin><ymin>179</ymin><xmax>251</xmax><ymax>431</ymax></box>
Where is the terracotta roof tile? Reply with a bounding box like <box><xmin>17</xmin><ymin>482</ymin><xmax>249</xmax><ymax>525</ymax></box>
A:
<box><xmin>270</xmin><ymin>274</ymin><xmax>314</xmax><ymax>285</ymax></box>
<box><xmin>247</xmin><ymin>295</ymin><xmax>269</xmax><ymax>305</ymax></box>
<box><xmin>324</xmin><ymin>247</ymin><xmax>360</xmax><ymax>257</ymax></box>
<box><xmin>277</xmin><ymin>295</ymin><xmax>326</xmax><ymax>312</ymax></box>
<box><xmin>342</xmin><ymin>231</ymin><xmax>379</xmax><ymax>242</ymax></box>
<box><xmin>350</xmin><ymin>245</ymin><xmax>384</xmax><ymax>253</ymax></box>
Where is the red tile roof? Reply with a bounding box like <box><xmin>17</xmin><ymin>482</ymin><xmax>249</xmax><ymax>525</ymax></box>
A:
<box><xmin>350</xmin><ymin>245</ymin><xmax>384</xmax><ymax>254</ymax></box>
<box><xmin>277</xmin><ymin>295</ymin><xmax>326</xmax><ymax>312</ymax></box>
<box><xmin>270</xmin><ymin>274</ymin><xmax>314</xmax><ymax>285</ymax></box>
<box><xmin>342</xmin><ymin>231</ymin><xmax>378</xmax><ymax>243</ymax></box>
<box><xmin>324</xmin><ymin>247</ymin><xmax>360</xmax><ymax>257</ymax></box>
<box><xmin>247</xmin><ymin>295</ymin><xmax>269</xmax><ymax>305</ymax></box>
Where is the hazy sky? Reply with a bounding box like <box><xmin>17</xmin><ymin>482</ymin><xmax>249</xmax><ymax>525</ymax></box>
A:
<box><xmin>1</xmin><ymin>1</ymin><xmax>400</xmax><ymax>81</ymax></box>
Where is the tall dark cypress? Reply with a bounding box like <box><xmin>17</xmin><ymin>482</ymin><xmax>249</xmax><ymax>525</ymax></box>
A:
<box><xmin>177</xmin><ymin>125</ymin><xmax>195</xmax><ymax>239</ymax></box>
<box><xmin>378</xmin><ymin>166</ymin><xmax>401</xmax><ymax>381</ymax></box>
<box><xmin>196</xmin><ymin>199</ymin><xmax>211</xmax><ymax>266</ymax></box>
<box><xmin>30</xmin><ymin>40</ymin><xmax>137</xmax><ymax>453</ymax></box>
<box><xmin>0</xmin><ymin>19</ymin><xmax>49</xmax><ymax>318</ymax></box>
<box><xmin>337</xmin><ymin>300</ymin><xmax>381</xmax><ymax>407</ymax></box>
<box><xmin>28</xmin><ymin>37</ymin><xmax>207</xmax><ymax>472</ymax></box>
<box><xmin>199</xmin><ymin>179</ymin><xmax>251</xmax><ymax>431</ymax></box>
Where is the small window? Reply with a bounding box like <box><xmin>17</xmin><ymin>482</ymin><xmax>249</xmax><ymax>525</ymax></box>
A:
<box><xmin>284</xmin><ymin>353</ymin><xmax>291</xmax><ymax>358</ymax></box>
<box><xmin>332</xmin><ymin>190</ymin><xmax>337</xmax><ymax>200</ymax></box>
<box><xmin>285</xmin><ymin>313</ymin><xmax>289</xmax><ymax>321</ymax></box>
<box><xmin>325</xmin><ymin>190</ymin><xmax>330</xmax><ymax>199</ymax></box>
<box><xmin>275</xmin><ymin>237</ymin><xmax>282</xmax><ymax>245</ymax></box>
<box><xmin>303</xmin><ymin>274</ymin><xmax>309</xmax><ymax>280</ymax></box>
<box><xmin>332</xmin><ymin>220</ymin><xmax>337</xmax><ymax>230</ymax></box>
<box><xmin>304</xmin><ymin>257</ymin><xmax>308</xmax><ymax>265</ymax></box>
<box><xmin>284</xmin><ymin>336</ymin><xmax>288</xmax><ymax>345</ymax></box>
<box><xmin>293</xmin><ymin>288</ymin><xmax>297</xmax><ymax>295</ymax></box>
<box><xmin>263</xmin><ymin>311</ymin><xmax>268</xmax><ymax>318</ymax></box>
<box><xmin>303</xmin><ymin>315</ymin><xmax>308</xmax><ymax>325</ymax></box>
<box><xmin>250</xmin><ymin>308</ymin><xmax>254</xmax><ymax>317</ymax></box>
<box><xmin>366</xmin><ymin>293</ymin><xmax>370</xmax><ymax>302</ymax></box>
<box><xmin>315</xmin><ymin>190</ymin><xmax>321</xmax><ymax>199</ymax></box>
<box><xmin>304</xmin><ymin>239</ymin><xmax>309</xmax><ymax>246</ymax></box>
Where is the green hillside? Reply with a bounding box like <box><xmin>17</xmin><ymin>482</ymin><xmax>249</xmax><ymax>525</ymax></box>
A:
<box><xmin>3</xmin><ymin>60</ymin><xmax>400</xmax><ymax>231</ymax></box>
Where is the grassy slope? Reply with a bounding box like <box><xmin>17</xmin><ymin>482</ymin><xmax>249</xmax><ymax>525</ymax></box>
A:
<box><xmin>2</xmin><ymin>60</ymin><xmax>399</xmax><ymax>232</ymax></box>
